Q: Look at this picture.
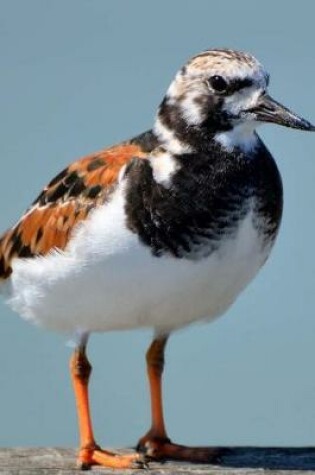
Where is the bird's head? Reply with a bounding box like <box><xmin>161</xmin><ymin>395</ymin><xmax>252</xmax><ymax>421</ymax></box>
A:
<box><xmin>154</xmin><ymin>48</ymin><xmax>315</xmax><ymax>153</ymax></box>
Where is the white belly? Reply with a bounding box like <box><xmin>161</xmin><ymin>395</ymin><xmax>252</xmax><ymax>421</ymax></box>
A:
<box><xmin>1</xmin><ymin>188</ymin><xmax>273</xmax><ymax>335</ymax></box>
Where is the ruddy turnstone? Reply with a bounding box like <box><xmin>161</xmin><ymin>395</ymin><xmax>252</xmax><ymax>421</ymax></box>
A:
<box><xmin>0</xmin><ymin>48</ymin><xmax>314</xmax><ymax>469</ymax></box>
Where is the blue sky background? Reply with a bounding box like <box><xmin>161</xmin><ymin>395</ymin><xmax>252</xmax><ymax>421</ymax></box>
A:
<box><xmin>1</xmin><ymin>0</ymin><xmax>315</xmax><ymax>449</ymax></box>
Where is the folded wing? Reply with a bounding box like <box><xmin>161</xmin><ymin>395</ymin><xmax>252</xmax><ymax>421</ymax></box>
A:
<box><xmin>0</xmin><ymin>142</ymin><xmax>148</xmax><ymax>279</ymax></box>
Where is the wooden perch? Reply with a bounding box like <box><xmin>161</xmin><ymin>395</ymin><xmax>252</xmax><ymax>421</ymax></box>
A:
<box><xmin>1</xmin><ymin>447</ymin><xmax>315</xmax><ymax>474</ymax></box>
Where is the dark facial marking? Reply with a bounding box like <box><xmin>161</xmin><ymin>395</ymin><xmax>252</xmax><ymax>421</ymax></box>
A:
<box><xmin>158</xmin><ymin>95</ymin><xmax>231</xmax><ymax>152</ymax></box>
<box><xmin>207</xmin><ymin>76</ymin><xmax>254</xmax><ymax>96</ymax></box>
<box><xmin>229</xmin><ymin>77</ymin><xmax>254</xmax><ymax>93</ymax></box>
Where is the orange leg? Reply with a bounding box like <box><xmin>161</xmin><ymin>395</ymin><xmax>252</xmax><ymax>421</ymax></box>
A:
<box><xmin>70</xmin><ymin>343</ymin><xmax>142</xmax><ymax>470</ymax></box>
<box><xmin>137</xmin><ymin>335</ymin><xmax>222</xmax><ymax>463</ymax></box>
<box><xmin>138</xmin><ymin>336</ymin><xmax>169</xmax><ymax>445</ymax></box>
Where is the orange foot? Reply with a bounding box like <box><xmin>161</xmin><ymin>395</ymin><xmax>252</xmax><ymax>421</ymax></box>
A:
<box><xmin>78</xmin><ymin>444</ymin><xmax>145</xmax><ymax>470</ymax></box>
<box><xmin>137</xmin><ymin>436</ymin><xmax>223</xmax><ymax>464</ymax></box>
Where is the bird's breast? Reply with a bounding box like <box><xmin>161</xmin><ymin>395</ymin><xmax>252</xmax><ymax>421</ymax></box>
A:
<box><xmin>2</xmin><ymin>186</ymin><xmax>275</xmax><ymax>334</ymax></box>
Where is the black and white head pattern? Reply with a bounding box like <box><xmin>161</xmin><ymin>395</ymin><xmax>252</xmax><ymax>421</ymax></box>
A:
<box><xmin>154</xmin><ymin>48</ymin><xmax>270</xmax><ymax>153</ymax></box>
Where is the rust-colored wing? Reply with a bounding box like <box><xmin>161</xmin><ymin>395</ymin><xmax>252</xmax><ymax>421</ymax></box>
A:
<box><xmin>0</xmin><ymin>141</ymin><xmax>148</xmax><ymax>279</ymax></box>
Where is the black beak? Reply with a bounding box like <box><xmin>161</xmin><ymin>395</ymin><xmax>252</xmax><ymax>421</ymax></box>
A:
<box><xmin>247</xmin><ymin>94</ymin><xmax>315</xmax><ymax>131</ymax></box>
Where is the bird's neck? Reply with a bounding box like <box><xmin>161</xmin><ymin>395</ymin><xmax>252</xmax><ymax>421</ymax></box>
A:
<box><xmin>153</xmin><ymin>97</ymin><xmax>209</xmax><ymax>154</ymax></box>
<box><xmin>154</xmin><ymin>97</ymin><xmax>259</xmax><ymax>155</ymax></box>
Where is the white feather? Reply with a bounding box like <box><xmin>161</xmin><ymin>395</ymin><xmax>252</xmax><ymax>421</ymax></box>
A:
<box><xmin>1</xmin><ymin>184</ymin><xmax>272</xmax><ymax>336</ymax></box>
<box><xmin>149</xmin><ymin>151</ymin><xmax>179</xmax><ymax>187</ymax></box>
<box><xmin>214</xmin><ymin>122</ymin><xmax>259</xmax><ymax>152</ymax></box>
<box><xmin>179</xmin><ymin>91</ymin><xmax>205</xmax><ymax>125</ymax></box>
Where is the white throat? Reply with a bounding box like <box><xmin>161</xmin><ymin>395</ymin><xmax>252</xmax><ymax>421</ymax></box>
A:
<box><xmin>214</xmin><ymin>122</ymin><xmax>259</xmax><ymax>153</ymax></box>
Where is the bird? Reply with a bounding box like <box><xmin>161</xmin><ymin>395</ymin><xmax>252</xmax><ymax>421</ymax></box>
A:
<box><xmin>0</xmin><ymin>47</ymin><xmax>314</xmax><ymax>470</ymax></box>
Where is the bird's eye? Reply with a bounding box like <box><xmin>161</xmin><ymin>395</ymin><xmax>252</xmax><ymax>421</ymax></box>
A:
<box><xmin>208</xmin><ymin>75</ymin><xmax>228</xmax><ymax>93</ymax></box>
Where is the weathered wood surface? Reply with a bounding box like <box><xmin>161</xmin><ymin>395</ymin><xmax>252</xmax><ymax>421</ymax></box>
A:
<box><xmin>1</xmin><ymin>447</ymin><xmax>315</xmax><ymax>474</ymax></box>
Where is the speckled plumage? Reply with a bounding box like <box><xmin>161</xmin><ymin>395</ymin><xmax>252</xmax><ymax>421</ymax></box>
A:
<box><xmin>0</xmin><ymin>46</ymin><xmax>312</xmax><ymax>334</ymax></box>
<box><xmin>0</xmin><ymin>47</ymin><xmax>314</xmax><ymax>468</ymax></box>
<box><xmin>0</xmin><ymin>142</ymin><xmax>148</xmax><ymax>279</ymax></box>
